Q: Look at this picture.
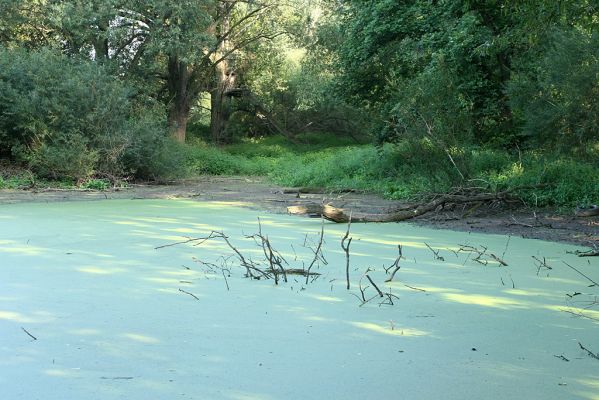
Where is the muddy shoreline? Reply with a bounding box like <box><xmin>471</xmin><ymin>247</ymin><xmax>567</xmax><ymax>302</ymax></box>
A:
<box><xmin>1</xmin><ymin>176</ymin><xmax>597</xmax><ymax>248</ymax></box>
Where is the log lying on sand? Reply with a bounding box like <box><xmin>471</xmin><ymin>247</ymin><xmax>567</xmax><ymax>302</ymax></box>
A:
<box><xmin>575</xmin><ymin>205</ymin><xmax>599</xmax><ymax>217</ymax></box>
<box><xmin>287</xmin><ymin>186</ymin><xmax>540</xmax><ymax>223</ymax></box>
<box><xmin>282</xmin><ymin>187</ymin><xmax>358</xmax><ymax>195</ymax></box>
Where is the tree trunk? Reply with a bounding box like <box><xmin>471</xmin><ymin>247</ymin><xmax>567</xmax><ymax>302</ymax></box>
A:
<box><xmin>167</xmin><ymin>55</ymin><xmax>191</xmax><ymax>143</ymax></box>
<box><xmin>210</xmin><ymin>67</ymin><xmax>234</xmax><ymax>144</ymax></box>
<box><xmin>210</xmin><ymin>1</ymin><xmax>235</xmax><ymax>144</ymax></box>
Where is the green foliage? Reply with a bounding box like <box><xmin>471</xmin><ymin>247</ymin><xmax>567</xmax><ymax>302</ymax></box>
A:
<box><xmin>25</xmin><ymin>133</ymin><xmax>99</xmax><ymax>181</ymax></box>
<box><xmin>0</xmin><ymin>48</ymin><xmax>128</xmax><ymax>164</ymax></box>
<box><xmin>324</xmin><ymin>0</ymin><xmax>599</xmax><ymax>148</ymax></box>
<box><xmin>508</xmin><ymin>28</ymin><xmax>599</xmax><ymax>148</ymax></box>
<box><xmin>120</xmin><ymin>112</ymin><xmax>186</xmax><ymax>180</ymax></box>
<box><xmin>179</xmin><ymin>134</ymin><xmax>598</xmax><ymax>207</ymax></box>
<box><xmin>80</xmin><ymin>178</ymin><xmax>110</xmax><ymax>190</ymax></box>
<box><xmin>0</xmin><ymin>172</ymin><xmax>35</xmax><ymax>189</ymax></box>
<box><xmin>0</xmin><ymin>47</ymin><xmax>174</xmax><ymax>180</ymax></box>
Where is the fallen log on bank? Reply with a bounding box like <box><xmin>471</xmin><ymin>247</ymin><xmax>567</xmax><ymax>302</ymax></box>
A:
<box><xmin>287</xmin><ymin>185</ymin><xmax>544</xmax><ymax>223</ymax></box>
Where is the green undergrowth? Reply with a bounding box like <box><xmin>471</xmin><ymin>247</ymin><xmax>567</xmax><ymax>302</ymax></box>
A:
<box><xmin>183</xmin><ymin>135</ymin><xmax>599</xmax><ymax>207</ymax></box>
<box><xmin>0</xmin><ymin>167</ymin><xmax>114</xmax><ymax>191</ymax></box>
<box><xmin>2</xmin><ymin>134</ymin><xmax>597</xmax><ymax>208</ymax></box>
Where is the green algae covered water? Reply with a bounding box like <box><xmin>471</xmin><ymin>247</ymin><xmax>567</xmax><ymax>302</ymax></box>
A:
<box><xmin>1</xmin><ymin>199</ymin><xmax>598</xmax><ymax>399</ymax></box>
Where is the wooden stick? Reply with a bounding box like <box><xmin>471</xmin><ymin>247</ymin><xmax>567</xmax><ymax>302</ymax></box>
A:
<box><xmin>366</xmin><ymin>275</ymin><xmax>384</xmax><ymax>298</ymax></box>
<box><xmin>385</xmin><ymin>245</ymin><xmax>403</xmax><ymax>282</ymax></box>
<box><xmin>305</xmin><ymin>216</ymin><xmax>325</xmax><ymax>284</ymax></box>
<box><xmin>341</xmin><ymin>213</ymin><xmax>353</xmax><ymax>290</ymax></box>
<box><xmin>21</xmin><ymin>327</ymin><xmax>37</xmax><ymax>341</ymax></box>
<box><xmin>178</xmin><ymin>288</ymin><xmax>200</xmax><ymax>300</ymax></box>
<box><xmin>578</xmin><ymin>342</ymin><xmax>599</xmax><ymax>360</ymax></box>
<box><xmin>562</xmin><ymin>261</ymin><xmax>598</xmax><ymax>287</ymax></box>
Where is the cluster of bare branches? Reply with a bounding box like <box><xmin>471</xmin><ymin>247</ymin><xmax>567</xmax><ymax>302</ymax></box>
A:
<box><xmin>156</xmin><ymin>218</ymin><xmax>326</xmax><ymax>288</ymax></box>
<box><xmin>424</xmin><ymin>243</ymin><xmax>445</xmax><ymax>261</ymax></box>
<box><xmin>560</xmin><ymin>260</ymin><xmax>599</xmax><ymax>325</ymax></box>
<box><xmin>457</xmin><ymin>244</ymin><xmax>508</xmax><ymax>266</ymax></box>
<box><xmin>532</xmin><ymin>256</ymin><xmax>552</xmax><ymax>276</ymax></box>
<box><xmin>384</xmin><ymin>245</ymin><xmax>403</xmax><ymax>282</ymax></box>
<box><xmin>349</xmin><ymin>267</ymin><xmax>400</xmax><ymax>307</ymax></box>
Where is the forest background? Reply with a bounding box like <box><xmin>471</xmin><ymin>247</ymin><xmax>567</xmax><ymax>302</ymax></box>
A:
<box><xmin>0</xmin><ymin>0</ymin><xmax>597</xmax><ymax>208</ymax></box>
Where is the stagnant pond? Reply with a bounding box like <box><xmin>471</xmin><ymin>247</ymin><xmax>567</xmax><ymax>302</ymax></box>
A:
<box><xmin>1</xmin><ymin>199</ymin><xmax>597</xmax><ymax>400</ymax></box>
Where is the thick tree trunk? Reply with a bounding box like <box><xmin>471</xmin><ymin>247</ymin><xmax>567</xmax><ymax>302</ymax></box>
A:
<box><xmin>167</xmin><ymin>56</ymin><xmax>192</xmax><ymax>143</ymax></box>
<box><xmin>168</xmin><ymin>106</ymin><xmax>189</xmax><ymax>143</ymax></box>
<box><xmin>210</xmin><ymin>82</ymin><xmax>231</xmax><ymax>144</ymax></box>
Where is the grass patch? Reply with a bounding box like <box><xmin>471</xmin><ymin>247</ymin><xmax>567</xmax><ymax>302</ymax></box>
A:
<box><xmin>3</xmin><ymin>134</ymin><xmax>597</xmax><ymax>208</ymax></box>
<box><xmin>181</xmin><ymin>135</ymin><xmax>599</xmax><ymax>207</ymax></box>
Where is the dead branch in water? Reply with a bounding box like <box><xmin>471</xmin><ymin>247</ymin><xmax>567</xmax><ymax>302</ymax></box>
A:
<box><xmin>562</xmin><ymin>261</ymin><xmax>598</xmax><ymax>287</ymax></box>
<box><xmin>305</xmin><ymin>216</ymin><xmax>326</xmax><ymax>284</ymax></box>
<box><xmin>578</xmin><ymin>342</ymin><xmax>599</xmax><ymax>361</ymax></box>
<box><xmin>384</xmin><ymin>244</ymin><xmax>403</xmax><ymax>282</ymax></box>
<box><xmin>425</xmin><ymin>242</ymin><xmax>445</xmax><ymax>261</ymax></box>
<box><xmin>21</xmin><ymin>327</ymin><xmax>37</xmax><ymax>341</ymax></box>
<box><xmin>458</xmin><ymin>244</ymin><xmax>508</xmax><ymax>266</ymax></box>
<box><xmin>341</xmin><ymin>213</ymin><xmax>353</xmax><ymax>290</ymax></box>
<box><xmin>179</xmin><ymin>288</ymin><xmax>200</xmax><ymax>300</ymax></box>
<box><xmin>248</xmin><ymin>218</ymin><xmax>288</xmax><ymax>284</ymax></box>
<box><xmin>366</xmin><ymin>274</ymin><xmax>384</xmax><ymax>298</ymax></box>
<box><xmin>532</xmin><ymin>256</ymin><xmax>552</xmax><ymax>276</ymax></box>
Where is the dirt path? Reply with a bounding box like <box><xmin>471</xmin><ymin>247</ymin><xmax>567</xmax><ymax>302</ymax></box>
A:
<box><xmin>1</xmin><ymin>176</ymin><xmax>597</xmax><ymax>248</ymax></box>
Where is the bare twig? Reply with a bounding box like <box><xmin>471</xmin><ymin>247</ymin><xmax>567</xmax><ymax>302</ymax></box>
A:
<box><xmin>305</xmin><ymin>216</ymin><xmax>326</xmax><ymax>284</ymax></box>
<box><xmin>341</xmin><ymin>213</ymin><xmax>353</xmax><ymax>290</ymax></box>
<box><xmin>533</xmin><ymin>256</ymin><xmax>552</xmax><ymax>276</ymax></box>
<box><xmin>155</xmin><ymin>232</ymin><xmax>221</xmax><ymax>249</ymax></box>
<box><xmin>458</xmin><ymin>243</ymin><xmax>507</xmax><ymax>266</ymax></box>
<box><xmin>578</xmin><ymin>342</ymin><xmax>599</xmax><ymax>361</ymax></box>
<box><xmin>501</xmin><ymin>236</ymin><xmax>511</xmax><ymax>260</ymax></box>
<box><xmin>404</xmin><ymin>284</ymin><xmax>426</xmax><ymax>292</ymax></box>
<box><xmin>21</xmin><ymin>327</ymin><xmax>37</xmax><ymax>341</ymax></box>
<box><xmin>366</xmin><ymin>275</ymin><xmax>384</xmax><ymax>298</ymax></box>
<box><xmin>561</xmin><ymin>309</ymin><xmax>599</xmax><ymax>322</ymax></box>
<box><xmin>178</xmin><ymin>288</ymin><xmax>200</xmax><ymax>301</ymax></box>
<box><xmin>222</xmin><ymin>270</ymin><xmax>230</xmax><ymax>291</ymax></box>
<box><xmin>425</xmin><ymin>242</ymin><xmax>444</xmax><ymax>261</ymax></box>
<box><xmin>384</xmin><ymin>245</ymin><xmax>403</xmax><ymax>282</ymax></box>
<box><xmin>562</xmin><ymin>261</ymin><xmax>598</xmax><ymax>287</ymax></box>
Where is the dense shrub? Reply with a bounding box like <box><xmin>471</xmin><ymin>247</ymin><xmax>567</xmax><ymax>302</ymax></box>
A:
<box><xmin>508</xmin><ymin>28</ymin><xmax>599</xmax><ymax>148</ymax></box>
<box><xmin>0</xmin><ymin>47</ymin><xmax>174</xmax><ymax>180</ymax></box>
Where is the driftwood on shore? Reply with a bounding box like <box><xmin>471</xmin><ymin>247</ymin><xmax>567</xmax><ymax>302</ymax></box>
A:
<box><xmin>287</xmin><ymin>186</ymin><xmax>543</xmax><ymax>223</ymax></box>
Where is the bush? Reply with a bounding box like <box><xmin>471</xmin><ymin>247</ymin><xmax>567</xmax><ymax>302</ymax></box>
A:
<box><xmin>0</xmin><ymin>47</ymin><xmax>174</xmax><ymax>180</ymax></box>
<box><xmin>26</xmin><ymin>133</ymin><xmax>98</xmax><ymax>181</ymax></box>
<box><xmin>508</xmin><ymin>28</ymin><xmax>599</xmax><ymax>148</ymax></box>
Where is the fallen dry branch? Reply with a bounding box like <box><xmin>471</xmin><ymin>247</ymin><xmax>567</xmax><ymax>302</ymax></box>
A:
<box><xmin>458</xmin><ymin>244</ymin><xmax>508</xmax><ymax>267</ymax></box>
<box><xmin>21</xmin><ymin>327</ymin><xmax>37</xmax><ymax>341</ymax></box>
<box><xmin>384</xmin><ymin>245</ymin><xmax>403</xmax><ymax>282</ymax></box>
<box><xmin>341</xmin><ymin>214</ymin><xmax>353</xmax><ymax>290</ymax></box>
<box><xmin>366</xmin><ymin>274</ymin><xmax>384</xmax><ymax>298</ymax></box>
<box><xmin>287</xmin><ymin>185</ymin><xmax>545</xmax><ymax>223</ymax></box>
<box><xmin>178</xmin><ymin>288</ymin><xmax>200</xmax><ymax>300</ymax></box>
<box><xmin>425</xmin><ymin>242</ymin><xmax>445</xmax><ymax>261</ymax></box>
<box><xmin>305</xmin><ymin>217</ymin><xmax>326</xmax><ymax>284</ymax></box>
<box><xmin>578</xmin><ymin>342</ymin><xmax>599</xmax><ymax>361</ymax></box>
<box><xmin>575</xmin><ymin>249</ymin><xmax>599</xmax><ymax>257</ymax></box>
<box><xmin>249</xmin><ymin>218</ymin><xmax>288</xmax><ymax>284</ymax></box>
<box><xmin>562</xmin><ymin>261</ymin><xmax>598</xmax><ymax>288</ymax></box>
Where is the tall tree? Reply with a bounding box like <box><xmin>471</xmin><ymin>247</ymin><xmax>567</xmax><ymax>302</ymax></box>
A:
<box><xmin>44</xmin><ymin>0</ymin><xmax>291</xmax><ymax>143</ymax></box>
